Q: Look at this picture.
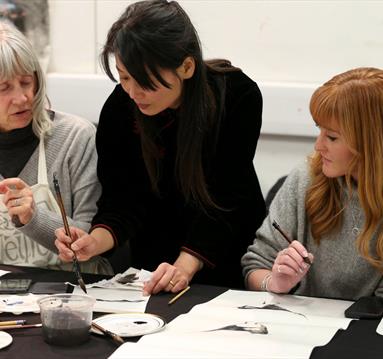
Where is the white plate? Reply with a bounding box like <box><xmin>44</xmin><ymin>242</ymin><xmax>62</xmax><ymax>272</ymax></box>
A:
<box><xmin>0</xmin><ymin>294</ymin><xmax>41</xmax><ymax>314</ymax></box>
<box><xmin>91</xmin><ymin>313</ymin><xmax>166</xmax><ymax>337</ymax></box>
<box><xmin>0</xmin><ymin>331</ymin><xmax>12</xmax><ymax>349</ymax></box>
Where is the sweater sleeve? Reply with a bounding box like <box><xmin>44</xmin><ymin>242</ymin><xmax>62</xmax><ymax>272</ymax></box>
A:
<box><xmin>18</xmin><ymin>113</ymin><xmax>101</xmax><ymax>253</ymax></box>
<box><xmin>180</xmin><ymin>72</ymin><xmax>266</xmax><ymax>268</ymax></box>
<box><xmin>375</xmin><ymin>277</ymin><xmax>383</xmax><ymax>297</ymax></box>
<box><xmin>241</xmin><ymin>162</ymin><xmax>311</xmax><ymax>284</ymax></box>
<box><xmin>91</xmin><ymin>85</ymin><xmax>149</xmax><ymax>244</ymax></box>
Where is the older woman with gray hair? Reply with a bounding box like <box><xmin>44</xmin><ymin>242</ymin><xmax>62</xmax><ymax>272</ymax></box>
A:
<box><xmin>0</xmin><ymin>21</ymin><xmax>112</xmax><ymax>274</ymax></box>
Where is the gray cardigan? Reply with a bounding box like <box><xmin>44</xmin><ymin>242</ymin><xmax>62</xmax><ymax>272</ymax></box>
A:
<box><xmin>241</xmin><ymin>161</ymin><xmax>383</xmax><ymax>301</ymax></box>
<box><xmin>15</xmin><ymin>111</ymin><xmax>112</xmax><ymax>274</ymax></box>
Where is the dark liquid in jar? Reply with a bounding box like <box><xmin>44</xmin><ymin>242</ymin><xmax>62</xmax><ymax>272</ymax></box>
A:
<box><xmin>43</xmin><ymin>320</ymin><xmax>90</xmax><ymax>346</ymax></box>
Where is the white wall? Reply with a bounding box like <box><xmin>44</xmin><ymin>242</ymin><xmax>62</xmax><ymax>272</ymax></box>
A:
<box><xmin>46</xmin><ymin>0</ymin><xmax>382</xmax><ymax>195</ymax></box>
<box><xmin>48</xmin><ymin>0</ymin><xmax>383</xmax><ymax>82</ymax></box>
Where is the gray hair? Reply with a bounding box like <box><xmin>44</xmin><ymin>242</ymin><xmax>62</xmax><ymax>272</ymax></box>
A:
<box><xmin>0</xmin><ymin>21</ymin><xmax>51</xmax><ymax>137</ymax></box>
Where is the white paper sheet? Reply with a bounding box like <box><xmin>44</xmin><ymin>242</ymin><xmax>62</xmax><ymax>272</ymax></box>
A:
<box><xmin>109</xmin><ymin>290</ymin><xmax>353</xmax><ymax>359</ymax></box>
<box><xmin>73</xmin><ymin>286</ymin><xmax>149</xmax><ymax>313</ymax></box>
<box><xmin>0</xmin><ymin>270</ymin><xmax>10</xmax><ymax>277</ymax></box>
<box><xmin>73</xmin><ymin>267</ymin><xmax>151</xmax><ymax>313</ymax></box>
<box><xmin>376</xmin><ymin>317</ymin><xmax>383</xmax><ymax>335</ymax></box>
<box><xmin>110</xmin><ymin>341</ymin><xmax>257</xmax><ymax>359</ymax></box>
<box><xmin>87</xmin><ymin>268</ymin><xmax>151</xmax><ymax>290</ymax></box>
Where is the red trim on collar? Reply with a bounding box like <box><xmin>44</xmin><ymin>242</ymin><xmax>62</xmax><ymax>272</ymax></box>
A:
<box><xmin>181</xmin><ymin>246</ymin><xmax>215</xmax><ymax>268</ymax></box>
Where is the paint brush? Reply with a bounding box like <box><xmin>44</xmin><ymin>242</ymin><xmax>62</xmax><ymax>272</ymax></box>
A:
<box><xmin>53</xmin><ymin>173</ymin><xmax>87</xmax><ymax>294</ymax></box>
<box><xmin>272</xmin><ymin>220</ymin><xmax>312</xmax><ymax>265</ymax></box>
<box><xmin>91</xmin><ymin>322</ymin><xmax>124</xmax><ymax>346</ymax></box>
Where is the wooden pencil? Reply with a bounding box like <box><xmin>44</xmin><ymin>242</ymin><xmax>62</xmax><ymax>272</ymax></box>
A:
<box><xmin>0</xmin><ymin>323</ymin><xmax>42</xmax><ymax>330</ymax></box>
<box><xmin>168</xmin><ymin>286</ymin><xmax>191</xmax><ymax>305</ymax></box>
<box><xmin>0</xmin><ymin>320</ymin><xmax>26</xmax><ymax>326</ymax></box>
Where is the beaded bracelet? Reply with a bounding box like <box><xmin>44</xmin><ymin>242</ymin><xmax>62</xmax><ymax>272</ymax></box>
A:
<box><xmin>260</xmin><ymin>273</ymin><xmax>272</xmax><ymax>292</ymax></box>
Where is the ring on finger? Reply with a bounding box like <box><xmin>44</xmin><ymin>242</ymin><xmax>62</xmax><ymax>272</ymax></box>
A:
<box><xmin>169</xmin><ymin>280</ymin><xmax>175</xmax><ymax>287</ymax></box>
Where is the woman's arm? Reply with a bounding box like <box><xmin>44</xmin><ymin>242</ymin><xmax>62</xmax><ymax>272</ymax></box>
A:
<box><xmin>143</xmin><ymin>251</ymin><xmax>203</xmax><ymax>295</ymax></box>
<box><xmin>17</xmin><ymin>113</ymin><xmax>101</xmax><ymax>252</ymax></box>
<box><xmin>179</xmin><ymin>72</ymin><xmax>265</xmax><ymax>279</ymax></box>
<box><xmin>91</xmin><ymin>85</ymin><xmax>149</xmax><ymax>247</ymax></box>
<box><xmin>246</xmin><ymin>269</ymin><xmax>272</xmax><ymax>291</ymax></box>
<box><xmin>242</xmin><ymin>163</ymin><xmax>314</xmax><ymax>293</ymax></box>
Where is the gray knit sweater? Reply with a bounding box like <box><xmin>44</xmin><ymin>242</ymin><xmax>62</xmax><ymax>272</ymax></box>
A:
<box><xmin>3</xmin><ymin>111</ymin><xmax>112</xmax><ymax>274</ymax></box>
<box><xmin>242</xmin><ymin>161</ymin><xmax>383</xmax><ymax>301</ymax></box>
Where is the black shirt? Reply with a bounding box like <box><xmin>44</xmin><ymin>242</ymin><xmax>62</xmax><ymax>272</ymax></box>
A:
<box><xmin>0</xmin><ymin>122</ymin><xmax>38</xmax><ymax>178</ymax></box>
<box><xmin>93</xmin><ymin>69</ymin><xmax>266</xmax><ymax>288</ymax></box>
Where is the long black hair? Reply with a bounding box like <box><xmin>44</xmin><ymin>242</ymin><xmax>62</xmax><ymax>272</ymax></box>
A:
<box><xmin>101</xmin><ymin>0</ymin><xmax>239</xmax><ymax>210</ymax></box>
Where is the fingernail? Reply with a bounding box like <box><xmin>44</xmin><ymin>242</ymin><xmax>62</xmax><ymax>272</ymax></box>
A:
<box><xmin>72</xmin><ymin>244</ymin><xmax>78</xmax><ymax>251</ymax></box>
<box><xmin>303</xmin><ymin>250</ymin><xmax>308</xmax><ymax>257</ymax></box>
<box><xmin>142</xmin><ymin>291</ymin><xmax>149</xmax><ymax>296</ymax></box>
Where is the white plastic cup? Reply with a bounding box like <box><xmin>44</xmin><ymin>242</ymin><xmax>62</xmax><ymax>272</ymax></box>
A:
<box><xmin>38</xmin><ymin>293</ymin><xmax>95</xmax><ymax>346</ymax></box>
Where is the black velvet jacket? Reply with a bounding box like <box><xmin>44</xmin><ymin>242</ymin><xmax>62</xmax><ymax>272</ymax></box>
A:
<box><xmin>92</xmin><ymin>69</ymin><xmax>266</xmax><ymax>288</ymax></box>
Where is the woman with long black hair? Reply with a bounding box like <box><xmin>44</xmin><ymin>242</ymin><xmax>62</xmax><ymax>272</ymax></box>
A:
<box><xmin>55</xmin><ymin>0</ymin><xmax>265</xmax><ymax>294</ymax></box>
